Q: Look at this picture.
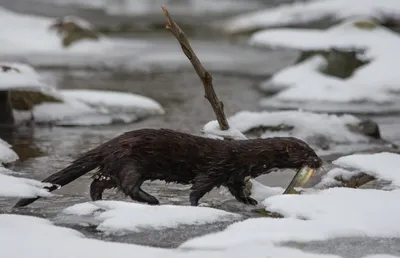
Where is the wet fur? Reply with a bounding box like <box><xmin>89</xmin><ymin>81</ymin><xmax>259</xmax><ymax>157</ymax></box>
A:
<box><xmin>14</xmin><ymin>128</ymin><xmax>322</xmax><ymax>208</ymax></box>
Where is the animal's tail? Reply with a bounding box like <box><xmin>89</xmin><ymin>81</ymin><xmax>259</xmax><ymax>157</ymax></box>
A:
<box><xmin>13</xmin><ymin>150</ymin><xmax>102</xmax><ymax>208</ymax></box>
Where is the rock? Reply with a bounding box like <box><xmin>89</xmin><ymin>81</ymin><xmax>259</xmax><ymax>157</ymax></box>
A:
<box><xmin>49</xmin><ymin>16</ymin><xmax>100</xmax><ymax>48</ymax></box>
<box><xmin>347</xmin><ymin>119</ymin><xmax>381</xmax><ymax>139</ymax></box>
<box><xmin>295</xmin><ymin>48</ymin><xmax>368</xmax><ymax>79</ymax></box>
<box><xmin>0</xmin><ymin>91</ymin><xmax>14</xmax><ymax>125</ymax></box>
<box><xmin>10</xmin><ymin>90</ymin><xmax>62</xmax><ymax>111</ymax></box>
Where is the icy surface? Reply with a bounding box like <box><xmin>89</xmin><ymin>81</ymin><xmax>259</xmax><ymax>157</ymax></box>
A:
<box><xmin>203</xmin><ymin>110</ymin><xmax>367</xmax><ymax>144</ymax></box>
<box><xmin>181</xmin><ymin>187</ymin><xmax>400</xmax><ymax>249</ymax></box>
<box><xmin>62</xmin><ymin>200</ymin><xmax>240</xmax><ymax>233</ymax></box>
<box><xmin>222</xmin><ymin>0</ymin><xmax>400</xmax><ymax>34</ymax></box>
<box><xmin>333</xmin><ymin>152</ymin><xmax>400</xmax><ymax>187</ymax></box>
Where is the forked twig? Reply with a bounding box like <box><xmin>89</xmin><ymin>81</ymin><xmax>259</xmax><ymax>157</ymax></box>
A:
<box><xmin>161</xmin><ymin>6</ymin><xmax>230</xmax><ymax>130</ymax></box>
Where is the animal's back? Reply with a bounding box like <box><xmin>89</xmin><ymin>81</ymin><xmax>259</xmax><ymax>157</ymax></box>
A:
<box><xmin>104</xmin><ymin>128</ymin><xmax>232</xmax><ymax>184</ymax></box>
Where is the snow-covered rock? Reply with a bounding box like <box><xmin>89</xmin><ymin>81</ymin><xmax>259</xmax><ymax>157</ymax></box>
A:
<box><xmin>0</xmin><ymin>62</ymin><xmax>49</xmax><ymax>91</ymax></box>
<box><xmin>249</xmin><ymin>18</ymin><xmax>400</xmax><ymax>113</ymax></box>
<box><xmin>332</xmin><ymin>152</ymin><xmax>400</xmax><ymax>187</ymax></box>
<box><xmin>0</xmin><ymin>138</ymin><xmax>18</xmax><ymax>165</ymax></box>
<box><xmin>203</xmin><ymin>110</ymin><xmax>386</xmax><ymax>153</ymax></box>
<box><xmin>0</xmin><ymin>62</ymin><xmax>164</xmax><ymax>126</ymax></box>
<box><xmin>222</xmin><ymin>0</ymin><xmax>400</xmax><ymax>34</ymax></box>
<box><xmin>62</xmin><ymin>200</ymin><xmax>239</xmax><ymax>234</ymax></box>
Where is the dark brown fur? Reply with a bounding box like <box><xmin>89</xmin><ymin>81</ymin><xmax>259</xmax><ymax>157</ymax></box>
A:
<box><xmin>14</xmin><ymin>128</ymin><xmax>322</xmax><ymax>208</ymax></box>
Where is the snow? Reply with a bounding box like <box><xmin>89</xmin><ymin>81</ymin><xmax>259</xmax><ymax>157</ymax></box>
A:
<box><xmin>333</xmin><ymin>152</ymin><xmax>400</xmax><ymax>187</ymax></box>
<box><xmin>13</xmin><ymin>89</ymin><xmax>164</xmax><ymax>126</ymax></box>
<box><xmin>203</xmin><ymin>110</ymin><xmax>368</xmax><ymax>145</ymax></box>
<box><xmin>0</xmin><ymin>173</ymin><xmax>56</xmax><ymax>198</ymax></box>
<box><xmin>3</xmin><ymin>213</ymin><xmax>398</xmax><ymax>258</ymax></box>
<box><xmin>60</xmin><ymin>89</ymin><xmax>164</xmax><ymax>115</ymax></box>
<box><xmin>249</xmin><ymin>18</ymin><xmax>400</xmax><ymax>112</ymax></box>
<box><xmin>20</xmin><ymin>0</ymin><xmax>261</xmax><ymax>16</ymax></box>
<box><xmin>62</xmin><ymin>200</ymin><xmax>240</xmax><ymax>234</ymax></box>
<box><xmin>181</xmin><ymin>187</ymin><xmax>400</xmax><ymax>249</ymax></box>
<box><xmin>0</xmin><ymin>62</ymin><xmax>48</xmax><ymax>91</ymax></box>
<box><xmin>0</xmin><ymin>138</ymin><xmax>18</xmax><ymax>164</ymax></box>
<box><xmin>0</xmin><ymin>7</ymin><xmax>117</xmax><ymax>55</ymax></box>
<box><xmin>222</xmin><ymin>0</ymin><xmax>400</xmax><ymax>34</ymax></box>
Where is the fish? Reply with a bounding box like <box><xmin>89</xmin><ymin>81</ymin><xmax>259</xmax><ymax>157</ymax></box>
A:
<box><xmin>283</xmin><ymin>166</ymin><xmax>317</xmax><ymax>194</ymax></box>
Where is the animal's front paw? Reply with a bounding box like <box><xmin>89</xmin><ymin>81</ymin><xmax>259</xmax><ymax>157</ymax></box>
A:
<box><xmin>244</xmin><ymin>197</ymin><xmax>258</xmax><ymax>205</ymax></box>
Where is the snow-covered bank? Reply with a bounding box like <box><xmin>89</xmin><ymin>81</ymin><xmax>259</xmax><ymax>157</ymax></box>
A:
<box><xmin>1</xmin><ymin>214</ymin><xmax>398</xmax><ymax>258</ymax></box>
<box><xmin>62</xmin><ymin>200</ymin><xmax>239</xmax><ymax>234</ymax></box>
<box><xmin>222</xmin><ymin>0</ymin><xmax>400</xmax><ymax>34</ymax></box>
<box><xmin>249</xmin><ymin>18</ymin><xmax>400</xmax><ymax>113</ymax></box>
<box><xmin>203</xmin><ymin>110</ymin><xmax>386</xmax><ymax>154</ymax></box>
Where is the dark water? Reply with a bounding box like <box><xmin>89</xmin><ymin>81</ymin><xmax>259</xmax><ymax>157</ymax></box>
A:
<box><xmin>0</xmin><ymin>1</ymin><xmax>400</xmax><ymax>257</ymax></box>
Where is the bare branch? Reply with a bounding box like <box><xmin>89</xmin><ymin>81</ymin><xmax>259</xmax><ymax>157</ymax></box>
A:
<box><xmin>161</xmin><ymin>6</ymin><xmax>230</xmax><ymax>130</ymax></box>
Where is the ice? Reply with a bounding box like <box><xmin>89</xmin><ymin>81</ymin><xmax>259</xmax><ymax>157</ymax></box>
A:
<box><xmin>222</xmin><ymin>0</ymin><xmax>400</xmax><ymax>34</ymax></box>
<box><xmin>249</xmin><ymin>18</ymin><xmax>400</xmax><ymax>112</ymax></box>
<box><xmin>203</xmin><ymin>110</ymin><xmax>367</xmax><ymax>145</ymax></box>
<box><xmin>181</xmin><ymin>187</ymin><xmax>400</xmax><ymax>249</ymax></box>
<box><xmin>62</xmin><ymin>200</ymin><xmax>240</xmax><ymax>233</ymax></box>
<box><xmin>333</xmin><ymin>152</ymin><xmax>400</xmax><ymax>187</ymax></box>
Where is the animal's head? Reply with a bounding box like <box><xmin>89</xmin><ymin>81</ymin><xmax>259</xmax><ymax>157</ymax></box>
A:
<box><xmin>259</xmin><ymin>137</ymin><xmax>323</xmax><ymax>170</ymax></box>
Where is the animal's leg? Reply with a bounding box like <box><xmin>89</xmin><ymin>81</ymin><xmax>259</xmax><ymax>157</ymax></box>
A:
<box><xmin>226</xmin><ymin>180</ymin><xmax>258</xmax><ymax>205</ymax></box>
<box><xmin>119</xmin><ymin>163</ymin><xmax>159</xmax><ymax>205</ymax></box>
<box><xmin>89</xmin><ymin>173</ymin><xmax>117</xmax><ymax>201</ymax></box>
<box><xmin>189</xmin><ymin>174</ymin><xmax>217</xmax><ymax>206</ymax></box>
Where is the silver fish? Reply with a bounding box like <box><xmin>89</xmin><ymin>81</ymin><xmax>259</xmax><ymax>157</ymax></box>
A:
<box><xmin>283</xmin><ymin>166</ymin><xmax>317</xmax><ymax>195</ymax></box>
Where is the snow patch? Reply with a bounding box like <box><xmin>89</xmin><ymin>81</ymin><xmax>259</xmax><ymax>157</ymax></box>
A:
<box><xmin>251</xmin><ymin>18</ymin><xmax>400</xmax><ymax>112</ymax></box>
<box><xmin>333</xmin><ymin>152</ymin><xmax>400</xmax><ymax>187</ymax></box>
<box><xmin>0</xmin><ymin>138</ymin><xmax>18</xmax><ymax>165</ymax></box>
<box><xmin>203</xmin><ymin>110</ymin><xmax>367</xmax><ymax>145</ymax></box>
<box><xmin>62</xmin><ymin>200</ymin><xmax>240</xmax><ymax>233</ymax></box>
<box><xmin>222</xmin><ymin>0</ymin><xmax>400</xmax><ymax>34</ymax></box>
<box><xmin>181</xmin><ymin>187</ymin><xmax>400</xmax><ymax>249</ymax></box>
<box><xmin>0</xmin><ymin>172</ymin><xmax>55</xmax><ymax>198</ymax></box>
<box><xmin>0</xmin><ymin>62</ymin><xmax>48</xmax><ymax>91</ymax></box>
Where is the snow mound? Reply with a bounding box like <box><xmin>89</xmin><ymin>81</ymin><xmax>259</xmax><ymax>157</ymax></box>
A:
<box><xmin>0</xmin><ymin>62</ymin><xmax>48</xmax><ymax>91</ymax></box>
<box><xmin>0</xmin><ymin>172</ymin><xmax>55</xmax><ymax>198</ymax></box>
<box><xmin>62</xmin><ymin>200</ymin><xmax>240</xmax><ymax>233</ymax></box>
<box><xmin>333</xmin><ymin>152</ymin><xmax>400</xmax><ymax>187</ymax></box>
<box><xmin>14</xmin><ymin>89</ymin><xmax>164</xmax><ymax>126</ymax></box>
<box><xmin>222</xmin><ymin>0</ymin><xmax>400</xmax><ymax>34</ymax></box>
<box><xmin>203</xmin><ymin>110</ymin><xmax>370</xmax><ymax>147</ymax></box>
<box><xmin>181</xmin><ymin>187</ymin><xmax>400</xmax><ymax>249</ymax></box>
<box><xmin>60</xmin><ymin>89</ymin><xmax>164</xmax><ymax>115</ymax></box>
<box><xmin>251</xmin><ymin>18</ymin><xmax>400</xmax><ymax>113</ymax></box>
<box><xmin>0</xmin><ymin>7</ymin><xmax>116</xmax><ymax>55</ymax></box>
<box><xmin>0</xmin><ymin>138</ymin><xmax>18</xmax><ymax>165</ymax></box>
